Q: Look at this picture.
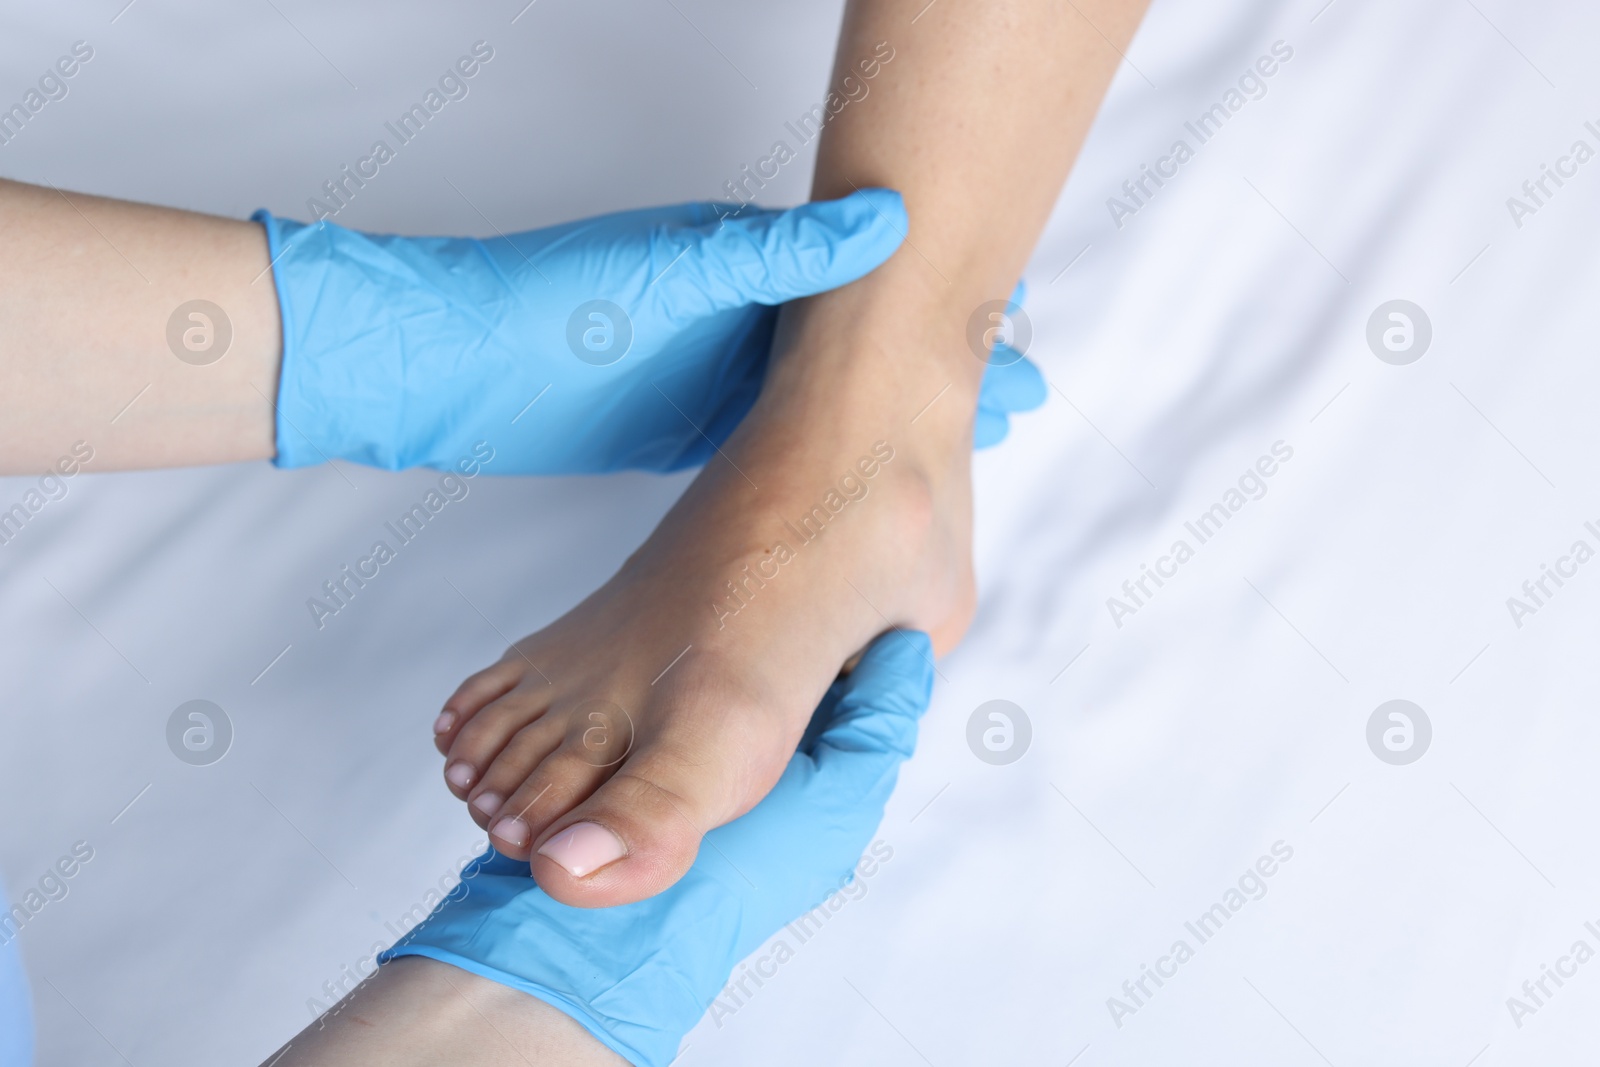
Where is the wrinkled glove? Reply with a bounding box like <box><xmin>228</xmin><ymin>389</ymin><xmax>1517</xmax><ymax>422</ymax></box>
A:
<box><xmin>258</xmin><ymin>192</ymin><xmax>1044</xmax><ymax>473</ymax></box>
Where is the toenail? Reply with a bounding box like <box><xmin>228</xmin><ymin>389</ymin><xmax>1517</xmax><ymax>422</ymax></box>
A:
<box><xmin>433</xmin><ymin>710</ymin><xmax>456</xmax><ymax>734</ymax></box>
<box><xmin>471</xmin><ymin>792</ymin><xmax>503</xmax><ymax>818</ymax></box>
<box><xmin>537</xmin><ymin>822</ymin><xmax>627</xmax><ymax>878</ymax></box>
<box><xmin>492</xmin><ymin>816</ymin><xmax>530</xmax><ymax>848</ymax></box>
<box><xmin>446</xmin><ymin>762</ymin><xmax>476</xmax><ymax>789</ymax></box>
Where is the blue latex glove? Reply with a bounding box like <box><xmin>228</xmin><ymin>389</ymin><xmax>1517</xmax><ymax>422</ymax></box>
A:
<box><xmin>258</xmin><ymin>193</ymin><xmax>904</xmax><ymax>474</ymax></box>
<box><xmin>257</xmin><ymin>194</ymin><xmax>1044</xmax><ymax>474</ymax></box>
<box><xmin>381</xmin><ymin>630</ymin><xmax>935</xmax><ymax>1067</ymax></box>
<box><xmin>975</xmin><ymin>354</ymin><xmax>1045</xmax><ymax>447</ymax></box>
<box><xmin>975</xmin><ymin>281</ymin><xmax>1046</xmax><ymax>448</ymax></box>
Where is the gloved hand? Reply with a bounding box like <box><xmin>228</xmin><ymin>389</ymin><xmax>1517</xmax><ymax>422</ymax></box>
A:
<box><xmin>974</xmin><ymin>281</ymin><xmax>1046</xmax><ymax>448</ymax></box>
<box><xmin>258</xmin><ymin>193</ymin><xmax>1045</xmax><ymax>474</ymax></box>
<box><xmin>381</xmin><ymin>630</ymin><xmax>935</xmax><ymax>1067</ymax></box>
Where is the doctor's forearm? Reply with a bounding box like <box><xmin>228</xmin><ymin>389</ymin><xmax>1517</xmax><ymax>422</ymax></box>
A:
<box><xmin>0</xmin><ymin>177</ymin><xmax>280</xmax><ymax>474</ymax></box>
<box><xmin>264</xmin><ymin>957</ymin><xmax>625</xmax><ymax>1067</ymax></box>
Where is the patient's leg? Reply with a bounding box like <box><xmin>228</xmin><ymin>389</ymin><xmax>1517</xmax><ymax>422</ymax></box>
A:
<box><xmin>263</xmin><ymin>958</ymin><xmax>624</xmax><ymax>1067</ymax></box>
<box><xmin>437</xmin><ymin>0</ymin><xmax>1150</xmax><ymax>907</ymax></box>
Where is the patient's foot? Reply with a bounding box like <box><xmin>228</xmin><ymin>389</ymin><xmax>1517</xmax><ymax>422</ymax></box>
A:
<box><xmin>433</xmin><ymin>305</ymin><xmax>981</xmax><ymax>907</ymax></box>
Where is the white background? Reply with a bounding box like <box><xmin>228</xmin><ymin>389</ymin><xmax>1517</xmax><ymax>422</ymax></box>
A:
<box><xmin>3</xmin><ymin>0</ymin><xmax>1600</xmax><ymax>1063</ymax></box>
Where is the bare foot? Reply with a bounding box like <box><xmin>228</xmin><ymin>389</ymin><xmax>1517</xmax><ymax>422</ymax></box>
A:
<box><xmin>433</xmin><ymin>306</ymin><xmax>979</xmax><ymax>907</ymax></box>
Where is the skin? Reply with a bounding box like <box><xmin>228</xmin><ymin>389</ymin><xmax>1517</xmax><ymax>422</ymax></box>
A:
<box><xmin>261</xmin><ymin>958</ymin><xmax>625</xmax><ymax>1067</ymax></box>
<box><xmin>0</xmin><ymin>178</ymin><xmax>280</xmax><ymax>473</ymax></box>
<box><xmin>434</xmin><ymin>0</ymin><xmax>1152</xmax><ymax>911</ymax></box>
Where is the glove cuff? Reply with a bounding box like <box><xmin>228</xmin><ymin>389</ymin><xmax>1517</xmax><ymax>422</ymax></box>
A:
<box><xmin>378</xmin><ymin>851</ymin><xmax>741</xmax><ymax>1067</ymax></box>
<box><xmin>380</xmin><ymin>944</ymin><xmax>657</xmax><ymax>1066</ymax></box>
<box><xmin>252</xmin><ymin>210</ymin><xmax>298</xmax><ymax>467</ymax></box>
<box><xmin>252</xmin><ymin>209</ymin><xmax>420</xmax><ymax>470</ymax></box>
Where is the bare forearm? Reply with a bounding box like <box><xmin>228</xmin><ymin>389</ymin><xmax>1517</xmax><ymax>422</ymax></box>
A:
<box><xmin>0</xmin><ymin>178</ymin><xmax>279</xmax><ymax>474</ymax></box>
<box><xmin>263</xmin><ymin>958</ymin><xmax>626</xmax><ymax>1067</ymax></box>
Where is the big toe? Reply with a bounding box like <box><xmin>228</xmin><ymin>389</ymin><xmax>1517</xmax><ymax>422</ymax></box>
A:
<box><xmin>529</xmin><ymin>746</ymin><xmax>737</xmax><ymax>908</ymax></box>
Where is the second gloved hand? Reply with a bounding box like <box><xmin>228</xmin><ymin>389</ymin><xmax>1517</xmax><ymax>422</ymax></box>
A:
<box><xmin>382</xmin><ymin>631</ymin><xmax>936</xmax><ymax>1067</ymax></box>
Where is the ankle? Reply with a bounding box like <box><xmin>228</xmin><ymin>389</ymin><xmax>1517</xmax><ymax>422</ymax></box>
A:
<box><xmin>755</xmin><ymin>337</ymin><xmax>981</xmax><ymax>468</ymax></box>
<box><xmin>765</xmin><ymin>288</ymin><xmax>988</xmax><ymax>423</ymax></box>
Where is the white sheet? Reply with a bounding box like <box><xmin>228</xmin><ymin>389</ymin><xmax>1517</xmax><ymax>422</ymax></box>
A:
<box><xmin>5</xmin><ymin>1</ymin><xmax>1600</xmax><ymax>1063</ymax></box>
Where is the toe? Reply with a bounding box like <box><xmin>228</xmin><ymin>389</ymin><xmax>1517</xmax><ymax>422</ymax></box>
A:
<box><xmin>442</xmin><ymin>686</ymin><xmax>553</xmax><ymax>799</ymax></box>
<box><xmin>529</xmin><ymin>744</ymin><xmax>739</xmax><ymax>908</ymax></box>
<box><xmin>478</xmin><ymin>696</ymin><xmax>637</xmax><ymax>853</ymax></box>
<box><xmin>463</xmin><ymin>715</ymin><xmax>566</xmax><ymax>830</ymax></box>
<box><xmin>434</xmin><ymin>658</ymin><xmax>526</xmax><ymax>755</ymax></box>
<box><xmin>485</xmin><ymin>746</ymin><xmax>611</xmax><ymax>859</ymax></box>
